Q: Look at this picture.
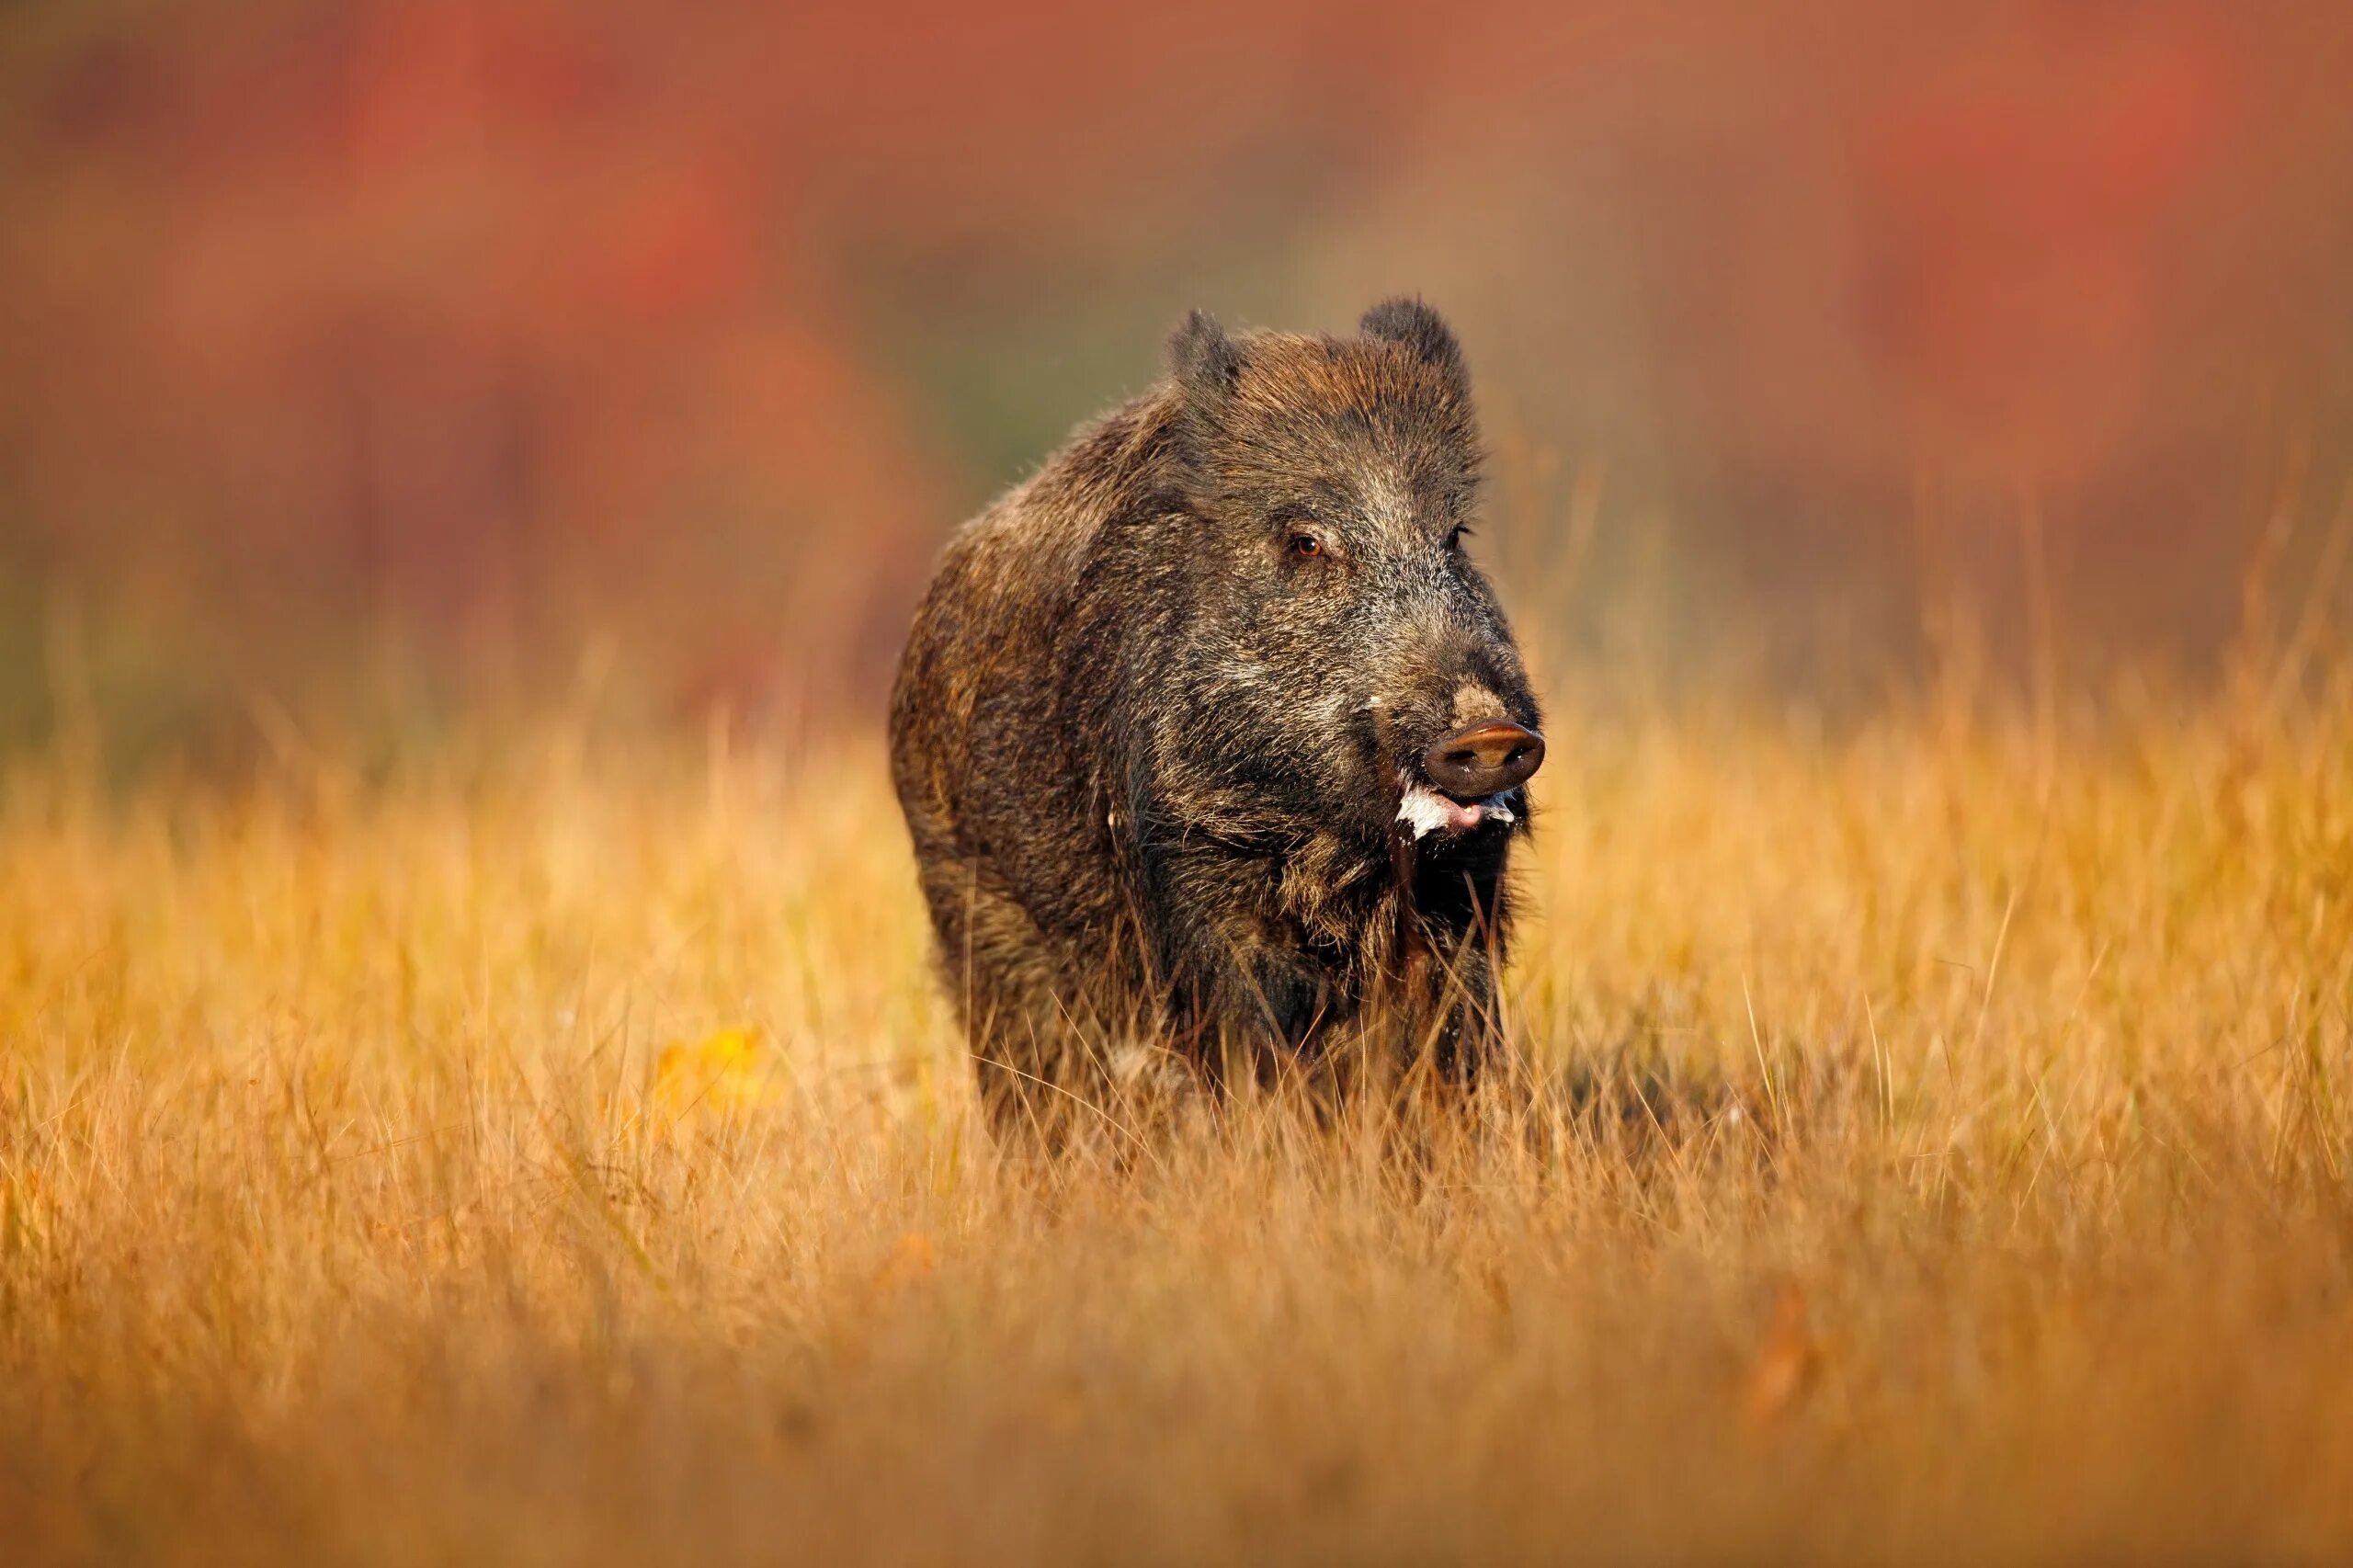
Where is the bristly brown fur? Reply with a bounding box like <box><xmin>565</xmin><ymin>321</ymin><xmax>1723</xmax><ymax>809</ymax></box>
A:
<box><xmin>888</xmin><ymin>300</ymin><xmax>1540</xmax><ymax>1140</ymax></box>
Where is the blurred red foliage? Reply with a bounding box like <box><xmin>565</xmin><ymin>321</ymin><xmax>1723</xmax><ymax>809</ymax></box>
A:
<box><xmin>1</xmin><ymin>1</ymin><xmax>2347</xmax><ymax>721</ymax></box>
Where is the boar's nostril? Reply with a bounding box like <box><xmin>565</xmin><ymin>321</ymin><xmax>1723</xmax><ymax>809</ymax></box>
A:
<box><xmin>1420</xmin><ymin>720</ymin><xmax>1545</xmax><ymax>799</ymax></box>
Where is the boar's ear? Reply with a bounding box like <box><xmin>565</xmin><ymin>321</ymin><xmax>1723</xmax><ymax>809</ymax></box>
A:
<box><xmin>1167</xmin><ymin>309</ymin><xmax>1244</xmax><ymax>409</ymax></box>
<box><xmin>1360</xmin><ymin>297</ymin><xmax>1466</xmax><ymax>392</ymax></box>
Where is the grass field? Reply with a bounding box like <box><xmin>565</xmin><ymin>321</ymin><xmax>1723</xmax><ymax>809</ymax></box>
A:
<box><xmin>5</xmin><ymin>662</ymin><xmax>2353</xmax><ymax>1565</ymax></box>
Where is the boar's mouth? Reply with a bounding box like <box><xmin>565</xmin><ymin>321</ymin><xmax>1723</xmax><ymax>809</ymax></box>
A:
<box><xmin>1365</xmin><ymin>703</ymin><xmax>1539</xmax><ymax>843</ymax></box>
<box><xmin>1394</xmin><ymin>779</ymin><xmax>1521</xmax><ymax>841</ymax></box>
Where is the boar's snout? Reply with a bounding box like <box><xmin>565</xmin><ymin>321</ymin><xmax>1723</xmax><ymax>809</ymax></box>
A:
<box><xmin>1421</xmin><ymin>720</ymin><xmax>1545</xmax><ymax>799</ymax></box>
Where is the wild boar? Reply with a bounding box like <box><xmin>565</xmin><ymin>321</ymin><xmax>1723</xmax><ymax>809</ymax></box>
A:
<box><xmin>890</xmin><ymin>300</ymin><xmax>1543</xmax><ymax>1139</ymax></box>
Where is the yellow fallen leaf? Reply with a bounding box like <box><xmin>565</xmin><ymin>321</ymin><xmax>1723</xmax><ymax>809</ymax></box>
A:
<box><xmin>654</xmin><ymin>1027</ymin><xmax>779</xmax><ymax>1116</ymax></box>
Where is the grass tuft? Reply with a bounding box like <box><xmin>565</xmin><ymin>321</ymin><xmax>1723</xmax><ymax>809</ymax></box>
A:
<box><xmin>4</xmin><ymin>669</ymin><xmax>2352</xmax><ymax>1564</ymax></box>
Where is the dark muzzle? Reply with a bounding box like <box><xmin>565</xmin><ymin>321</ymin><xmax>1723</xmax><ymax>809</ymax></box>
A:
<box><xmin>1422</xmin><ymin>720</ymin><xmax>1544</xmax><ymax>799</ymax></box>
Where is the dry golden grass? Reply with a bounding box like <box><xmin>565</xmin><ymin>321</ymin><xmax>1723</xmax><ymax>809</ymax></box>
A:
<box><xmin>5</xmin><ymin>667</ymin><xmax>2353</xmax><ymax>1565</ymax></box>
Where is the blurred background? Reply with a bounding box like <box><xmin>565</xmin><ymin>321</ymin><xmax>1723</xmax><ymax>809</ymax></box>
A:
<box><xmin>3</xmin><ymin>0</ymin><xmax>2349</xmax><ymax>760</ymax></box>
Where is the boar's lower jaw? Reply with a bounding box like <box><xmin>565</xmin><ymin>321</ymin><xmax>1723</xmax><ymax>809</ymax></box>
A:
<box><xmin>1395</xmin><ymin>782</ymin><xmax>1518</xmax><ymax>839</ymax></box>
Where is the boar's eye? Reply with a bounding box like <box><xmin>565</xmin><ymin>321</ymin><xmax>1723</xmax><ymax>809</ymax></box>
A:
<box><xmin>1445</xmin><ymin>523</ymin><xmax>1472</xmax><ymax>552</ymax></box>
<box><xmin>1288</xmin><ymin>532</ymin><xmax>1325</xmax><ymax>560</ymax></box>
